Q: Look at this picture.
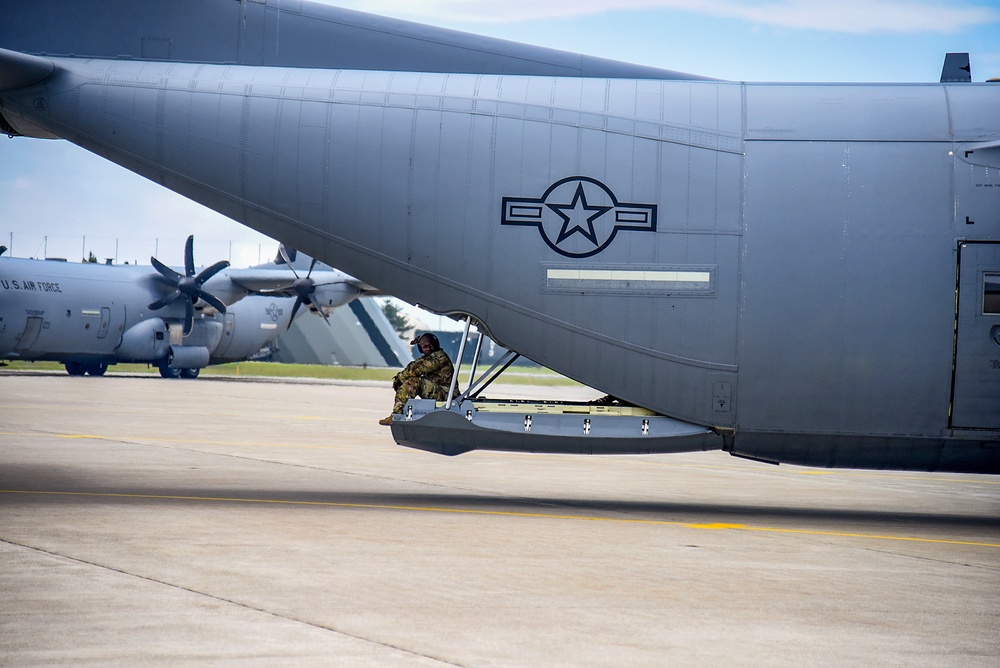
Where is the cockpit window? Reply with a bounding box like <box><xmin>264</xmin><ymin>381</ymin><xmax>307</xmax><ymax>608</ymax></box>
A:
<box><xmin>985</xmin><ymin>273</ymin><xmax>1000</xmax><ymax>314</ymax></box>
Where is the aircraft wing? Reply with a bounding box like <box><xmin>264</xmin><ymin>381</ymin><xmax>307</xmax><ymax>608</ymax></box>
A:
<box><xmin>0</xmin><ymin>2</ymin><xmax>711</xmax><ymax>81</ymax></box>
<box><xmin>227</xmin><ymin>268</ymin><xmax>379</xmax><ymax>296</ymax></box>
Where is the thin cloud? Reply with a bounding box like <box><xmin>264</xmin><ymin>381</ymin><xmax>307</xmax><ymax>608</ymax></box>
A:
<box><xmin>10</xmin><ymin>176</ymin><xmax>35</xmax><ymax>190</ymax></box>
<box><xmin>327</xmin><ymin>0</ymin><xmax>999</xmax><ymax>34</ymax></box>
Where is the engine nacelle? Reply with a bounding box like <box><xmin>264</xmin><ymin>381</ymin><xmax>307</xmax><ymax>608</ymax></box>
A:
<box><xmin>116</xmin><ymin>318</ymin><xmax>170</xmax><ymax>362</ymax></box>
<box><xmin>313</xmin><ymin>283</ymin><xmax>364</xmax><ymax>311</ymax></box>
<box><xmin>167</xmin><ymin>345</ymin><xmax>210</xmax><ymax>369</ymax></box>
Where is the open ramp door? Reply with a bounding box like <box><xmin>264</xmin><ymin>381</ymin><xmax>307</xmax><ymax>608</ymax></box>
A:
<box><xmin>391</xmin><ymin>397</ymin><xmax>721</xmax><ymax>456</ymax></box>
<box><xmin>390</xmin><ymin>316</ymin><xmax>723</xmax><ymax>456</ymax></box>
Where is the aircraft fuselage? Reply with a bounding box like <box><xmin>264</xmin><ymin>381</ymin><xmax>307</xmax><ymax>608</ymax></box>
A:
<box><xmin>1</xmin><ymin>0</ymin><xmax>997</xmax><ymax>470</ymax></box>
<box><xmin>0</xmin><ymin>258</ymin><xmax>295</xmax><ymax>371</ymax></box>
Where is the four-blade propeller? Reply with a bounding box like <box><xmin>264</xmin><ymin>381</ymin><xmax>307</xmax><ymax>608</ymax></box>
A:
<box><xmin>148</xmin><ymin>235</ymin><xmax>230</xmax><ymax>335</ymax></box>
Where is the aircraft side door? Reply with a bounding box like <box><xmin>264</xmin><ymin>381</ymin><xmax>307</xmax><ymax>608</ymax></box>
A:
<box><xmin>15</xmin><ymin>316</ymin><xmax>44</xmax><ymax>352</ymax></box>
<box><xmin>97</xmin><ymin>306</ymin><xmax>111</xmax><ymax>339</ymax></box>
<box><xmin>79</xmin><ymin>302</ymin><xmax>124</xmax><ymax>353</ymax></box>
<box><xmin>951</xmin><ymin>242</ymin><xmax>1000</xmax><ymax>429</ymax></box>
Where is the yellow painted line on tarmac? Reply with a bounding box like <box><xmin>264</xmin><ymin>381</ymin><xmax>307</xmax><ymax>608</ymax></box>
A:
<box><xmin>2</xmin><ymin>489</ymin><xmax>997</xmax><ymax>548</ymax></box>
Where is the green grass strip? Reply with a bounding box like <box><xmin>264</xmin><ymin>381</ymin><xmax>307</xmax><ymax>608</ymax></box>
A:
<box><xmin>0</xmin><ymin>360</ymin><xmax>583</xmax><ymax>386</ymax></box>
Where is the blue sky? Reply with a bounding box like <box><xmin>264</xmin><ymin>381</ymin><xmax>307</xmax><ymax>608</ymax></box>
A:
<box><xmin>2</xmin><ymin>0</ymin><xmax>998</xmax><ymax>266</ymax></box>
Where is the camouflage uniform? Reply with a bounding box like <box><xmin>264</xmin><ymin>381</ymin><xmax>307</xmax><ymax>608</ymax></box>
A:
<box><xmin>391</xmin><ymin>348</ymin><xmax>456</xmax><ymax>415</ymax></box>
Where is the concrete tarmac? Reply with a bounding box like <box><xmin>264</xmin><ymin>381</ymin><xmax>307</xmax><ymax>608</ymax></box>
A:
<box><xmin>1</xmin><ymin>371</ymin><xmax>998</xmax><ymax>666</ymax></box>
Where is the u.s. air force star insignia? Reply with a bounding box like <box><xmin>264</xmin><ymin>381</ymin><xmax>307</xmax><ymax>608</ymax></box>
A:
<box><xmin>265</xmin><ymin>303</ymin><xmax>283</xmax><ymax>322</ymax></box>
<box><xmin>501</xmin><ymin>177</ymin><xmax>657</xmax><ymax>258</ymax></box>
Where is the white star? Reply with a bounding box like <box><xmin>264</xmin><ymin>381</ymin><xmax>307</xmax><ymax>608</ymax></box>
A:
<box><xmin>548</xmin><ymin>182</ymin><xmax>611</xmax><ymax>247</ymax></box>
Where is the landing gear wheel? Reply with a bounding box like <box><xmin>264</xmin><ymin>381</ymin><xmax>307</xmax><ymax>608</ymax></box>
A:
<box><xmin>86</xmin><ymin>362</ymin><xmax>108</xmax><ymax>376</ymax></box>
<box><xmin>158</xmin><ymin>363</ymin><xmax>181</xmax><ymax>379</ymax></box>
<box><xmin>179</xmin><ymin>368</ymin><xmax>200</xmax><ymax>379</ymax></box>
<box><xmin>65</xmin><ymin>361</ymin><xmax>87</xmax><ymax>376</ymax></box>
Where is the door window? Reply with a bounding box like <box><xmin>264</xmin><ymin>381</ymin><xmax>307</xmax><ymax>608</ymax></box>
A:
<box><xmin>984</xmin><ymin>273</ymin><xmax>1000</xmax><ymax>314</ymax></box>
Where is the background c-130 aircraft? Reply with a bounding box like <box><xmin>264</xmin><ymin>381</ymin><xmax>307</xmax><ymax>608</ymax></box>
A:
<box><xmin>0</xmin><ymin>237</ymin><xmax>378</xmax><ymax>377</ymax></box>
<box><xmin>0</xmin><ymin>0</ymin><xmax>998</xmax><ymax>472</ymax></box>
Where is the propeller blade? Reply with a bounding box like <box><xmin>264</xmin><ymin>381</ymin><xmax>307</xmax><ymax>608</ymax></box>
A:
<box><xmin>195</xmin><ymin>259</ymin><xmax>230</xmax><ymax>286</ymax></box>
<box><xmin>278</xmin><ymin>244</ymin><xmax>301</xmax><ymax>279</ymax></box>
<box><xmin>182</xmin><ymin>298</ymin><xmax>194</xmax><ymax>335</ymax></box>
<box><xmin>286</xmin><ymin>296</ymin><xmax>304</xmax><ymax>329</ymax></box>
<box><xmin>196</xmin><ymin>289</ymin><xmax>228</xmax><ymax>315</ymax></box>
<box><xmin>308</xmin><ymin>293</ymin><xmax>332</xmax><ymax>325</ymax></box>
<box><xmin>150</xmin><ymin>235</ymin><xmax>230</xmax><ymax>330</ymax></box>
<box><xmin>184</xmin><ymin>235</ymin><xmax>196</xmax><ymax>277</ymax></box>
<box><xmin>305</xmin><ymin>257</ymin><xmax>318</xmax><ymax>279</ymax></box>
<box><xmin>148</xmin><ymin>289</ymin><xmax>182</xmax><ymax>311</ymax></box>
<box><xmin>150</xmin><ymin>256</ymin><xmax>182</xmax><ymax>282</ymax></box>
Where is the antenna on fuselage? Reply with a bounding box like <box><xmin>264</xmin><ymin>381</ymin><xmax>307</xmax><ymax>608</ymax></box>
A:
<box><xmin>941</xmin><ymin>53</ymin><xmax>972</xmax><ymax>82</ymax></box>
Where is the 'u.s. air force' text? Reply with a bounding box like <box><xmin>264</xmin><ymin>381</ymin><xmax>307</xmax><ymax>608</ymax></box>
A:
<box><xmin>1</xmin><ymin>279</ymin><xmax>62</xmax><ymax>292</ymax></box>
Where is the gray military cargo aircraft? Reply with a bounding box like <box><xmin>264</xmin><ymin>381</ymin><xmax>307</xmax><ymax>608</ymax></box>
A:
<box><xmin>0</xmin><ymin>0</ymin><xmax>997</xmax><ymax>472</ymax></box>
<box><xmin>0</xmin><ymin>236</ymin><xmax>377</xmax><ymax>377</ymax></box>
